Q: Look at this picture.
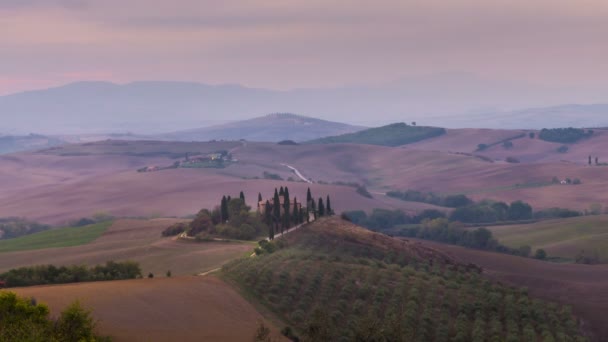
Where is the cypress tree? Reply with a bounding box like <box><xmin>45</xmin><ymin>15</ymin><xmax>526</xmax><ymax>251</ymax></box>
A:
<box><xmin>311</xmin><ymin>198</ymin><xmax>317</xmax><ymax>220</ymax></box>
<box><xmin>292</xmin><ymin>198</ymin><xmax>298</xmax><ymax>224</ymax></box>
<box><xmin>300</xmin><ymin>207</ymin><xmax>305</xmax><ymax>224</ymax></box>
<box><xmin>220</xmin><ymin>196</ymin><xmax>229</xmax><ymax>223</ymax></box>
<box><xmin>326</xmin><ymin>195</ymin><xmax>332</xmax><ymax>215</ymax></box>
<box><xmin>284</xmin><ymin>187</ymin><xmax>291</xmax><ymax>229</ymax></box>
<box><xmin>227</xmin><ymin>195</ymin><xmax>231</xmax><ymax>202</ymax></box>
<box><xmin>318</xmin><ymin>197</ymin><xmax>325</xmax><ymax>217</ymax></box>
<box><xmin>264</xmin><ymin>200</ymin><xmax>272</xmax><ymax>225</ymax></box>
<box><xmin>273</xmin><ymin>190</ymin><xmax>281</xmax><ymax>234</ymax></box>
<box><xmin>269</xmin><ymin>220</ymin><xmax>274</xmax><ymax>240</ymax></box>
<box><xmin>307</xmin><ymin>187</ymin><xmax>312</xmax><ymax>205</ymax></box>
<box><xmin>240</xmin><ymin>191</ymin><xmax>245</xmax><ymax>203</ymax></box>
<box><xmin>589</xmin><ymin>155</ymin><xmax>592</xmax><ymax>165</ymax></box>
<box><xmin>258</xmin><ymin>192</ymin><xmax>263</xmax><ymax>203</ymax></box>
<box><xmin>279</xmin><ymin>186</ymin><xmax>285</xmax><ymax>196</ymax></box>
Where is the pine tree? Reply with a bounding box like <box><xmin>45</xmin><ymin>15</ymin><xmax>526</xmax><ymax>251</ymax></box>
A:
<box><xmin>318</xmin><ymin>197</ymin><xmax>325</xmax><ymax>217</ymax></box>
<box><xmin>239</xmin><ymin>191</ymin><xmax>245</xmax><ymax>203</ymax></box>
<box><xmin>326</xmin><ymin>195</ymin><xmax>332</xmax><ymax>215</ymax></box>
<box><xmin>220</xmin><ymin>196</ymin><xmax>229</xmax><ymax>223</ymax></box>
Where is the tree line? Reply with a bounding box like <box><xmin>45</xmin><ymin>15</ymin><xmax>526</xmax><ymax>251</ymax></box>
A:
<box><xmin>0</xmin><ymin>261</ymin><xmax>142</xmax><ymax>288</ymax></box>
<box><xmin>162</xmin><ymin>187</ymin><xmax>334</xmax><ymax>241</ymax></box>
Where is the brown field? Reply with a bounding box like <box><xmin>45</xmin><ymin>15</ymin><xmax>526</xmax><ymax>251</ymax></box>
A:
<box><xmin>0</xmin><ymin>219</ymin><xmax>252</xmax><ymax>276</ymax></box>
<box><xmin>12</xmin><ymin>276</ymin><xmax>285</xmax><ymax>342</ymax></box>
<box><xmin>412</xmin><ymin>239</ymin><xmax>608</xmax><ymax>340</ymax></box>
<box><xmin>3</xmin><ymin>134</ymin><xmax>608</xmax><ymax>232</ymax></box>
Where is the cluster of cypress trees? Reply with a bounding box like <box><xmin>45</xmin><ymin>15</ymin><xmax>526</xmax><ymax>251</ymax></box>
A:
<box><xmin>262</xmin><ymin>187</ymin><xmax>333</xmax><ymax>240</ymax></box>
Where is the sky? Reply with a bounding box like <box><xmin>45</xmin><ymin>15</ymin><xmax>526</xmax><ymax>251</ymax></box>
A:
<box><xmin>1</xmin><ymin>0</ymin><xmax>608</xmax><ymax>95</ymax></box>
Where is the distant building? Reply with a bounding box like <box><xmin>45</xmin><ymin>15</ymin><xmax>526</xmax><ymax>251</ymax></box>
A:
<box><xmin>0</xmin><ymin>280</ymin><xmax>6</xmax><ymax>288</ymax></box>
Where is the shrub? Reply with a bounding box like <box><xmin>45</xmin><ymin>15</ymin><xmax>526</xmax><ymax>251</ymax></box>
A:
<box><xmin>505</xmin><ymin>156</ymin><xmax>520</xmax><ymax>163</ymax></box>
<box><xmin>534</xmin><ymin>249</ymin><xmax>547</xmax><ymax>260</ymax></box>
<box><xmin>503</xmin><ymin>141</ymin><xmax>514</xmax><ymax>149</ymax></box>
<box><xmin>557</xmin><ymin>145</ymin><xmax>569</xmax><ymax>153</ymax></box>
<box><xmin>477</xmin><ymin>143</ymin><xmax>488</xmax><ymax>151</ymax></box>
<box><xmin>263</xmin><ymin>171</ymin><xmax>283</xmax><ymax>180</ymax></box>
<box><xmin>161</xmin><ymin>222</ymin><xmax>187</xmax><ymax>236</ymax></box>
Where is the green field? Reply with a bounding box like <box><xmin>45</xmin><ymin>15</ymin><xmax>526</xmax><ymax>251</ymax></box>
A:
<box><xmin>0</xmin><ymin>221</ymin><xmax>112</xmax><ymax>253</ymax></box>
<box><xmin>223</xmin><ymin>218</ymin><xmax>585</xmax><ymax>341</ymax></box>
<box><xmin>488</xmin><ymin>215</ymin><xmax>608</xmax><ymax>263</ymax></box>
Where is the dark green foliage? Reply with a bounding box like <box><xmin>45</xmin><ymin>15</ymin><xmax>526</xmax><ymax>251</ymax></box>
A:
<box><xmin>148</xmin><ymin>272</ymin><xmax>154</xmax><ymax>278</ymax></box>
<box><xmin>189</xmin><ymin>209</ymin><xmax>214</xmax><ymax>236</ymax></box>
<box><xmin>0</xmin><ymin>261</ymin><xmax>141</xmax><ymax>288</ymax></box>
<box><xmin>355</xmin><ymin>184</ymin><xmax>373</xmax><ymax>198</ymax></box>
<box><xmin>529</xmin><ymin>132</ymin><xmax>535</xmax><ymax>139</ymax></box>
<box><xmin>240</xmin><ymin>191</ymin><xmax>245</xmax><ymax>204</ymax></box>
<box><xmin>161</xmin><ymin>222</ymin><xmax>188</xmax><ymax>236</ymax></box>
<box><xmin>306</xmin><ymin>188</ymin><xmax>312</xmax><ymax>205</ymax></box>
<box><xmin>221</xmin><ymin>196</ymin><xmax>229</xmax><ymax>222</ymax></box>
<box><xmin>0</xmin><ymin>292</ymin><xmax>107</xmax><ymax>341</ymax></box>
<box><xmin>326</xmin><ymin>196</ymin><xmax>333</xmax><ymax>215</ymax></box>
<box><xmin>0</xmin><ymin>217</ymin><xmax>50</xmax><ymax>240</ymax></box>
<box><xmin>263</xmin><ymin>171</ymin><xmax>283</xmax><ymax>180</ymax></box>
<box><xmin>533</xmin><ymin>208</ymin><xmax>581</xmax><ymax>219</ymax></box>
<box><xmin>535</xmin><ymin>249</ymin><xmax>548</xmax><ymax>260</ymax></box>
<box><xmin>503</xmin><ymin>141</ymin><xmax>514</xmax><ymax>149</ymax></box>
<box><xmin>477</xmin><ymin>143</ymin><xmax>488</xmax><ymax>151</ymax></box>
<box><xmin>539</xmin><ymin>128</ymin><xmax>594</xmax><ymax>143</ymax></box>
<box><xmin>318</xmin><ymin>198</ymin><xmax>325</xmax><ymax>217</ymax></box>
<box><xmin>507</xmin><ymin>201</ymin><xmax>533</xmax><ymax>221</ymax></box>
<box><xmin>308</xmin><ymin>122</ymin><xmax>446</xmax><ymax>146</ymax></box>
<box><xmin>387</xmin><ymin>190</ymin><xmax>473</xmax><ymax>208</ymax></box>
<box><xmin>557</xmin><ymin>145</ymin><xmax>569</xmax><ymax>153</ymax></box>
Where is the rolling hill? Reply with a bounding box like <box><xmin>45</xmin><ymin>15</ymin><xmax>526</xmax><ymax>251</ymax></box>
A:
<box><xmin>308</xmin><ymin>123</ymin><xmax>446</xmax><ymax>146</ymax></box>
<box><xmin>0</xmin><ymin>134</ymin><xmax>64</xmax><ymax>154</ymax></box>
<box><xmin>4</xmin><ymin>75</ymin><xmax>608</xmax><ymax>135</ymax></box>
<box><xmin>163</xmin><ymin>113</ymin><xmax>365</xmax><ymax>142</ymax></box>
<box><xmin>222</xmin><ymin>217</ymin><xmax>588</xmax><ymax>341</ymax></box>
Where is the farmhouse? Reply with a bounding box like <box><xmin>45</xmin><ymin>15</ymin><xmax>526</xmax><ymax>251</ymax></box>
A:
<box><xmin>258</xmin><ymin>197</ymin><xmax>302</xmax><ymax>215</ymax></box>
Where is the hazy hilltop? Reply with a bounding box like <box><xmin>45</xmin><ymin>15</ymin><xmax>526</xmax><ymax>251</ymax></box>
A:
<box><xmin>2</xmin><ymin>74</ymin><xmax>608</xmax><ymax>135</ymax></box>
<box><xmin>0</xmin><ymin>134</ymin><xmax>64</xmax><ymax>154</ymax></box>
<box><xmin>163</xmin><ymin>113</ymin><xmax>365</xmax><ymax>142</ymax></box>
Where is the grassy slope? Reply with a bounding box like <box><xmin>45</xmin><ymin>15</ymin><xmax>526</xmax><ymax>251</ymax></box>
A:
<box><xmin>0</xmin><ymin>221</ymin><xmax>112</xmax><ymax>253</ymax></box>
<box><xmin>223</xmin><ymin>217</ymin><xmax>586</xmax><ymax>341</ymax></box>
<box><xmin>488</xmin><ymin>215</ymin><xmax>608</xmax><ymax>262</ymax></box>
<box><xmin>308</xmin><ymin>123</ymin><xmax>446</xmax><ymax>146</ymax></box>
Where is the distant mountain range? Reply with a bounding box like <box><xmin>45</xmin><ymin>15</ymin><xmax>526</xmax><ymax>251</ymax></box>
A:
<box><xmin>1</xmin><ymin>74</ymin><xmax>607</xmax><ymax>134</ymax></box>
<box><xmin>162</xmin><ymin>113</ymin><xmax>365</xmax><ymax>142</ymax></box>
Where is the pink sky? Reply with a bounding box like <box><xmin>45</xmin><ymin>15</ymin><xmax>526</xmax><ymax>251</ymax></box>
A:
<box><xmin>1</xmin><ymin>0</ymin><xmax>608</xmax><ymax>95</ymax></box>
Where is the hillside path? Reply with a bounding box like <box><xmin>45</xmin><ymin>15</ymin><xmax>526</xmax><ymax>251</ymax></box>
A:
<box><xmin>281</xmin><ymin>163</ymin><xmax>313</xmax><ymax>183</ymax></box>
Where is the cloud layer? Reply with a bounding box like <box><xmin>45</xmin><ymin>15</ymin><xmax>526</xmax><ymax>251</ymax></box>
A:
<box><xmin>1</xmin><ymin>0</ymin><xmax>607</xmax><ymax>94</ymax></box>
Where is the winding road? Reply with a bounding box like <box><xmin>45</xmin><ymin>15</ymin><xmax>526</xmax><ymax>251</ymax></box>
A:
<box><xmin>281</xmin><ymin>163</ymin><xmax>313</xmax><ymax>183</ymax></box>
